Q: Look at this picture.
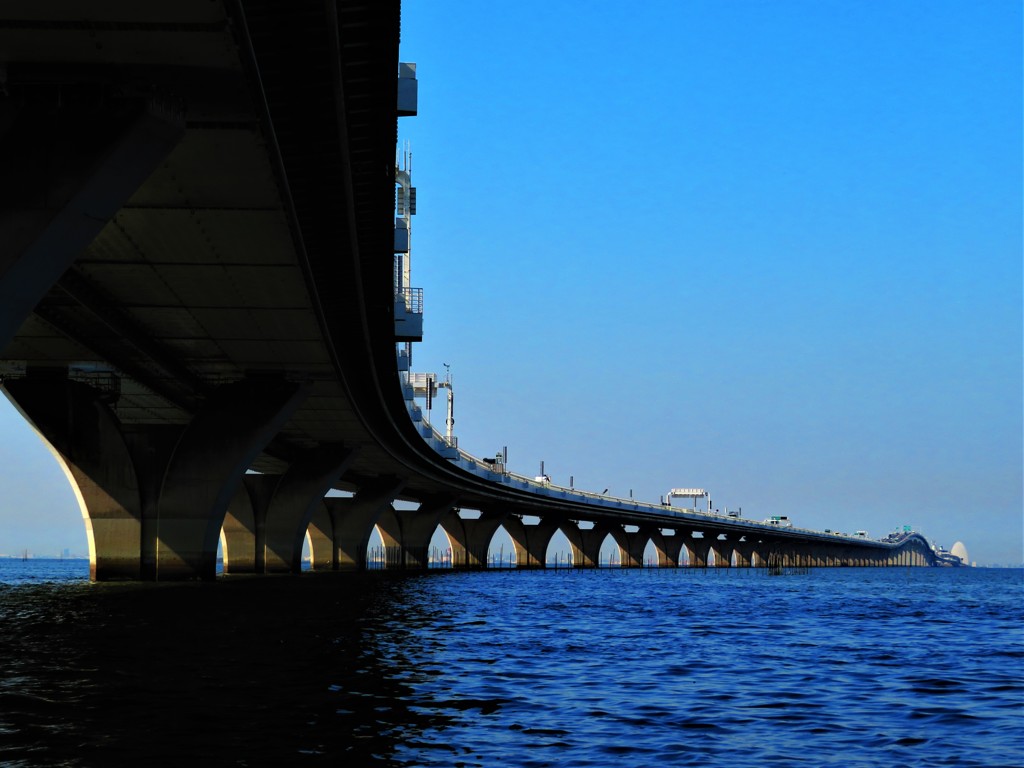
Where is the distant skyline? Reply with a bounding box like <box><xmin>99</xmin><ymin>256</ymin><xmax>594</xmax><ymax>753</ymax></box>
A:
<box><xmin>1</xmin><ymin>1</ymin><xmax>1021</xmax><ymax>565</ymax></box>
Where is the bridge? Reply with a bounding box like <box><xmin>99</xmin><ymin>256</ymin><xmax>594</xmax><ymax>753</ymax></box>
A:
<box><xmin>0</xmin><ymin>1</ymin><xmax>944</xmax><ymax>580</ymax></box>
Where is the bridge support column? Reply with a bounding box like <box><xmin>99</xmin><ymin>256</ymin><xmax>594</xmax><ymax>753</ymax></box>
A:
<box><xmin>0</xmin><ymin>96</ymin><xmax>184</xmax><ymax>350</ymax></box>
<box><xmin>654</xmin><ymin>529</ymin><xmax>686</xmax><ymax>568</ymax></box>
<box><xmin>4</xmin><ymin>374</ymin><xmax>308</xmax><ymax>580</ymax></box>
<box><xmin>3</xmin><ymin>375</ymin><xmax>144</xmax><ymax>580</ymax></box>
<box><xmin>223</xmin><ymin>445</ymin><xmax>353</xmax><ymax>574</ymax></box>
<box><xmin>710</xmin><ymin>536</ymin><xmax>733</xmax><ymax>567</ymax></box>
<box><xmin>372</xmin><ymin>506</ymin><xmax>403</xmax><ymax>567</ymax></box>
<box><xmin>503</xmin><ymin>515</ymin><xmax>561</xmax><ymax>568</ymax></box>
<box><xmin>375</xmin><ymin>495</ymin><xmax>459</xmax><ymax>569</ymax></box>
<box><xmin>571</xmin><ymin>523</ymin><xmax>619</xmax><ymax>568</ymax></box>
<box><xmin>452</xmin><ymin>513</ymin><xmax>495</xmax><ymax>567</ymax></box>
<box><xmin>146</xmin><ymin>378</ymin><xmax>309</xmax><ymax>580</ymax></box>
<box><xmin>623</xmin><ymin>526</ymin><xmax>656</xmax><ymax>568</ymax></box>
<box><xmin>307</xmin><ymin>502</ymin><xmax>334</xmax><ymax>570</ymax></box>
<box><xmin>223</xmin><ymin>475</ymin><xmax>274</xmax><ymax>574</ymax></box>
<box><xmin>437</xmin><ymin>511</ymin><xmax>467</xmax><ymax>567</ymax></box>
<box><xmin>758</xmin><ymin>541</ymin><xmax>789</xmax><ymax>569</ymax></box>
<box><xmin>260</xmin><ymin>445</ymin><xmax>354</xmax><ymax>573</ymax></box>
<box><xmin>439</xmin><ymin>509</ymin><xmax>508</xmax><ymax>568</ymax></box>
<box><xmin>733</xmin><ymin>540</ymin><xmax>755</xmax><ymax>568</ymax></box>
<box><xmin>326</xmin><ymin>480</ymin><xmax>404</xmax><ymax>570</ymax></box>
<box><xmin>686</xmin><ymin>536</ymin><xmax>711</xmax><ymax>568</ymax></box>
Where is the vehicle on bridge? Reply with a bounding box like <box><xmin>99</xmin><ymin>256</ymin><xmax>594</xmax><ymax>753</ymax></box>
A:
<box><xmin>763</xmin><ymin>516</ymin><xmax>793</xmax><ymax>528</ymax></box>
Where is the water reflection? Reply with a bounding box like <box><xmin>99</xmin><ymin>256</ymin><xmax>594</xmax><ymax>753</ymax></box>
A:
<box><xmin>0</xmin><ymin>573</ymin><xmax>454</xmax><ymax>767</ymax></box>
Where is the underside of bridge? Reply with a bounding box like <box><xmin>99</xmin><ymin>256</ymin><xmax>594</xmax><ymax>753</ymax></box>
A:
<box><xmin>0</xmin><ymin>0</ymin><xmax>400</xmax><ymax>467</ymax></box>
<box><xmin>0</xmin><ymin>2</ymin><xmax>941</xmax><ymax>578</ymax></box>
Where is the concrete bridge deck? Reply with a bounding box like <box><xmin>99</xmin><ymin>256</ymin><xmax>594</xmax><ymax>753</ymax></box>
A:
<box><xmin>0</xmin><ymin>1</ymin><xmax>943</xmax><ymax>579</ymax></box>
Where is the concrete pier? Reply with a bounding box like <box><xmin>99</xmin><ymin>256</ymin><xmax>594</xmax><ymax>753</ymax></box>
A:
<box><xmin>5</xmin><ymin>374</ymin><xmax>306</xmax><ymax>580</ymax></box>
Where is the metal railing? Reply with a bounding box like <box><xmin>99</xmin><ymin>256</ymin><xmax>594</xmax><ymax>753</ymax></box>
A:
<box><xmin>395</xmin><ymin>286</ymin><xmax>423</xmax><ymax>314</ymax></box>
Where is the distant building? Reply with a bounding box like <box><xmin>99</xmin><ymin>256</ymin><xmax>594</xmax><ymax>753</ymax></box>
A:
<box><xmin>950</xmin><ymin>541</ymin><xmax>969</xmax><ymax>566</ymax></box>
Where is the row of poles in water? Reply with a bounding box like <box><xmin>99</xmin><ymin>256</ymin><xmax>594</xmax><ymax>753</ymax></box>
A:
<box><xmin>364</xmin><ymin>546</ymin><xmax>810</xmax><ymax>573</ymax></box>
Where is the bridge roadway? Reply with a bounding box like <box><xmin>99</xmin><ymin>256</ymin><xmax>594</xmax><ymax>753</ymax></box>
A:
<box><xmin>0</xmin><ymin>1</ymin><xmax>938</xmax><ymax>579</ymax></box>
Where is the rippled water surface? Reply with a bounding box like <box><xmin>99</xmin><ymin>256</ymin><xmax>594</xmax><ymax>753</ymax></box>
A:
<box><xmin>0</xmin><ymin>563</ymin><xmax>1021</xmax><ymax>767</ymax></box>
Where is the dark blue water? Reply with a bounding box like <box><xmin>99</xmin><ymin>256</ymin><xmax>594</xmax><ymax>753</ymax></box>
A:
<box><xmin>0</xmin><ymin>562</ymin><xmax>1020</xmax><ymax>767</ymax></box>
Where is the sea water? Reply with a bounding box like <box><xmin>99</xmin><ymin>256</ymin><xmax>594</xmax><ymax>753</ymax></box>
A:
<box><xmin>0</xmin><ymin>562</ymin><xmax>1020</xmax><ymax>767</ymax></box>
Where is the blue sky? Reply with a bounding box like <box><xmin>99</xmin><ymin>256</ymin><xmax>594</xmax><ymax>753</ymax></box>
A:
<box><xmin>1</xmin><ymin>1</ymin><xmax>1021</xmax><ymax>565</ymax></box>
<box><xmin>396</xmin><ymin>0</ymin><xmax>1022</xmax><ymax>564</ymax></box>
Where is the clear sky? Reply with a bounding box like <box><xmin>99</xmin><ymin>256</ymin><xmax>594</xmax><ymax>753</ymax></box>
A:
<box><xmin>1</xmin><ymin>1</ymin><xmax>1021</xmax><ymax>565</ymax></box>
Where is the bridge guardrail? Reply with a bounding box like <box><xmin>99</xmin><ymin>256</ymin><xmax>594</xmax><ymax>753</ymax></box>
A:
<box><xmin>402</xmin><ymin>394</ymin><xmax>916</xmax><ymax>545</ymax></box>
<box><xmin>395</xmin><ymin>287</ymin><xmax>423</xmax><ymax>315</ymax></box>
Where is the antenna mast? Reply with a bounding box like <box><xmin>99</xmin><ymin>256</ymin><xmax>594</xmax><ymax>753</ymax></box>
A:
<box><xmin>442</xmin><ymin>363</ymin><xmax>454</xmax><ymax>442</ymax></box>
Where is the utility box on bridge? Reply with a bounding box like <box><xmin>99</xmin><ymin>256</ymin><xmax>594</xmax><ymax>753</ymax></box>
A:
<box><xmin>397</xmin><ymin>62</ymin><xmax>418</xmax><ymax>116</ymax></box>
<box><xmin>394</xmin><ymin>218</ymin><xmax>410</xmax><ymax>253</ymax></box>
<box><xmin>394</xmin><ymin>288</ymin><xmax>423</xmax><ymax>341</ymax></box>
